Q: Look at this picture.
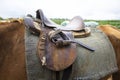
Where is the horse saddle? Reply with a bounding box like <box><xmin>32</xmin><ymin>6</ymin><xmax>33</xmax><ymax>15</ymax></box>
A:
<box><xmin>36</xmin><ymin>9</ymin><xmax>91</xmax><ymax>38</ymax></box>
<box><xmin>24</xmin><ymin>9</ymin><xmax>95</xmax><ymax>71</ymax></box>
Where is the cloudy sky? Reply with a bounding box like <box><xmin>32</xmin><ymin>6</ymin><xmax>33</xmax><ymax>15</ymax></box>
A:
<box><xmin>0</xmin><ymin>0</ymin><xmax>120</xmax><ymax>20</ymax></box>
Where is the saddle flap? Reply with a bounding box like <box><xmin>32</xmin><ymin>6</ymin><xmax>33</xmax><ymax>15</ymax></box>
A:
<box><xmin>37</xmin><ymin>29</ymin><xmax>77</xmax><ymax>71</ymax></box>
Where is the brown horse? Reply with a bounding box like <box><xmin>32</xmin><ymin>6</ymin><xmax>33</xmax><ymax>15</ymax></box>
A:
<box><xmin>98</xmin><ymin>25</ymin><xmax>120</xmax><ymax>80</ymax></box>
<box><xmin>0</xmin><ymin>19</ymin><xmax>119</xmax><ymax>80</ymax></box>
<box><xmin>0</xmin><ymin>19</ymin><xmax>26</xmax><ymax>80</ymax></box>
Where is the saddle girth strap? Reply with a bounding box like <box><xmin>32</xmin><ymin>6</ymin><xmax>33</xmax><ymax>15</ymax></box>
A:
<box><xmin>62</xmin><ymin>65</ymin><xmax>72</xmax><ymax>80</ymax></box>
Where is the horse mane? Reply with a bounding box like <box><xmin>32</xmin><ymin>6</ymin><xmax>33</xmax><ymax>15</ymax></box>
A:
<box><xmin>98</xmin><ymin>25</ymin><xmax>120</xmax><ymax>39</ymax></box>
<box><xmin>0</xmin><ymin>18</ymin><xmax>23</xmax><ymax>24</ymax></box>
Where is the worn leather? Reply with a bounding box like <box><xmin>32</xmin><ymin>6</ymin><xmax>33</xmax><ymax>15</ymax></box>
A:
<box><xmin>37</xmin><ymin>25</ymin><xmax>77</xmax><ymax>71</ymax></box>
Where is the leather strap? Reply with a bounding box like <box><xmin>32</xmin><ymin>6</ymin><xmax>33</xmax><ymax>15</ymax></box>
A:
<box><xmin>62</xmin><ymin>65</ymin><xmax>72</xmax><ymax>80</ymax></box>
<box><xmin>48</xmin><ymin>30</ymin><xmax>95</xmax><ymax>51</ymax></box>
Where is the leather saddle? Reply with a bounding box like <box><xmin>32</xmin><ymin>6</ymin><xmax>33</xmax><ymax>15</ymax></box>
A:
<box><xmin>24</xmin><ymin>9</ymin><xmax>94</xmax><ymax>71</ymax></box>
<box><xmin>36</xmin><ymin>9</ymin><xmax>91</xmax><ymax>38</ymax></box>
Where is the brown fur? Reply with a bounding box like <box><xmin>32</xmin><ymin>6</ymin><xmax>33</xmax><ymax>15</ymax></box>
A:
<box><xmin>0</xmin><ymin>21</ymin><xmax>119</xmax><ymax>80</ymax></box>
<box><xmin>0</xmin><ymin>20</ymin><xmax>27</xmax><ymax>80</ymax></box>
<box><xmin>98</xmin><ymin>25</ymin><xmax>120</xmax><ymax>80</ymax></box>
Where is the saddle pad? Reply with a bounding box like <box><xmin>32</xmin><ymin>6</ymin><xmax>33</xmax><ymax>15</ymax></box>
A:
<box><xmin>69</xmin><ymin>28</ymin><xmax>118</xmax><ymax>80</ymax></box>
<box><xmin>25</xmin><ymin>27</ymin><xmax>118</xmax><ymax>80</ymax></box>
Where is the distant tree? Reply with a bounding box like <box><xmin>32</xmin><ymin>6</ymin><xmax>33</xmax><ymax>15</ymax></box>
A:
<box><xmin>0</xmin><ymin>17</ymin><xmax>3</xmax><ymax>20</ymax></box>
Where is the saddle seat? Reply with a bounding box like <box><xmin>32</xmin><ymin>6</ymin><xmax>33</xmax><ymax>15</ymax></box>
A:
<box><xmin>36</xmin><ymin>9</ymin><xmax>91</xmax><ymax>38</ymax></box>
<box><xmin>24</xmin><ymin>9</ymin><xmax>91</xmax><ymax>38</ymax></box>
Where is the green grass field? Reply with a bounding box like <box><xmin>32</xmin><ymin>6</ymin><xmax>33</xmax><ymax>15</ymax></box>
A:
<box><xmin>51</xmin><ymin>18</ymin><xmax>120</xmax><ymax>29</ymax></box>
<box><xmin>86</xmin><ymin>20</ymin><xmax>120</xmax><ymax>29</ymax></box>
<box><xmin>0</xmin><ymin>17</ymin><xmax>120</xmax><ymax>29</ymax></box>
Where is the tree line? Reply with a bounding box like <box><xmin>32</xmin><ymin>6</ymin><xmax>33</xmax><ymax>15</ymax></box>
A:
<box><xmin>0</xmin><ymin>17</ymin><xmax>3</xmax><ymax>20</ymax></box>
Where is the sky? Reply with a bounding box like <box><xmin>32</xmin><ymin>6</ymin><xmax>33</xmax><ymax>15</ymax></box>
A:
<box><xmin>0</xmin><ymin>0</ymin><xmax>120</xmax><ymax>20</ymax></box>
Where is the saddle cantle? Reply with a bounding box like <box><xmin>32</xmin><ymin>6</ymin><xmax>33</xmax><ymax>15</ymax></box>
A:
<box><xmin>24</xmin><ymin>9</ymin><xmax>95</xmax><ymax>71</ymax></box>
